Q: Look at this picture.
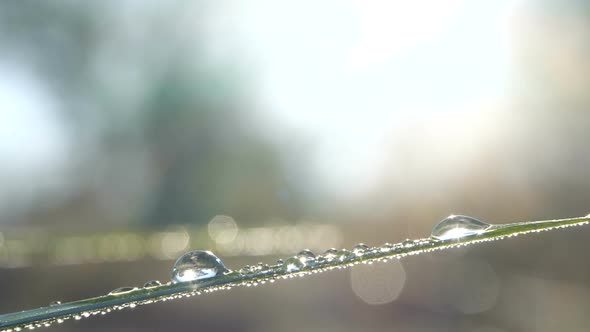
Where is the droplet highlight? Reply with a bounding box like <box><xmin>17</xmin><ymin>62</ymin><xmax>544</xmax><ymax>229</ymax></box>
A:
<box><xmin>324</xmin><ymin>248</ymin><xmax>338</xmax><ymax>261</ymax></box>
<box><xmin>143</xmin><ymin>280</ymin><xmax>162</xmax><ymax>288</ymax></box>
<box><xmin>352</xmin><ymin>243</ymin><xmax>369</xmax><ymax>255</ymax></box>
<box><xmin>240</xmin><ymin>265</ymin><xmax>253</xmax><ymax>275</ymax></box>
<box><xmin>283</xmin><ymin>256</ymin><xmax>304</xmax><ymax>272</ymax></box>
<box><xmin>109</xmin><ymin>287</ymin><xmax>138</xmax><ymax>295</ymax></box>
<box><xmin>296</xmin><ymin>249</ymin><xmax>316</xmax><ymax>265</ymax></box>
<box><xmin>171</xmin><ymin>250</ymin><xmax>229</xmax><ymax>283</ymax></box>
<box><xmin>431</xmin><ymin>215</ymin><xmax>491</xmax><ymax>240</ymax></box>
<box><xmin>337</xmin><ymin>249</ymin><xmax>354</xmax><ymax>261</ymax></box>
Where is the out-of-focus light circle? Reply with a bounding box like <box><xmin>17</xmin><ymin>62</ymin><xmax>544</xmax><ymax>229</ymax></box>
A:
<box><xmin>208</xmin><ymin>215</ymin><xmax>239</xmax><ymax>244</ymax></box>
<box><xmin>157</xmin><ymin>228</ymin><xmax>190</xmax><ymax>259</ymax></box>
<box><xmin>350</xmin><ymin>260</ymin><xmax>406</xmax><ymax>305</ymax></box>
<box><xmin>444</xmin><ymin>259</ymin><xmax>500</xmax><ymax>314</ymax></box>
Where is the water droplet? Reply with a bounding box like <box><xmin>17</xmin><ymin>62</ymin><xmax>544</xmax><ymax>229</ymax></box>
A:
<box><xmin>296</xmin><ymin>249</ymin><xmax>316</xmax><ymax>265</ymax></box>
<box><xmin>431</xmin><ymin>215</ymin><xmax>491</xmax><ymax>240</ymax></box>
<box><xmin>49</xmin><ymin>301</ymin><xmax>61</xmax><ymax>306</ymax></box>
<box><xmin>337</xmin><ymin>249</ymin><xmax>354</xmax><ymax>261</ymax></box>
<box><xmin>324</xmin><ymin>248</ymin><xmax>338</xmax><ymax>261</ymax></box>
<box><xmin>352</xmin><ymin>243</ymin><xmax>369</xmax><ymax>255</ymax></box>
<box><xmin>297</xmin><ymin>249</ymin><xmax>315</xmax><ymax>259</ymax></box>
<box><xmin>109</xmin><ymin>287</ymin><xmax>138</xmax><ymax>295</ymax></box>
<box><xmin>256</xmin><ymin>262</ymin><xmax>270</xmax><ymax>271</ymax></box>
<box><xmin>143</xmin><ymin>280</ymin><xmax>162</xmax><ymax>288</ymax></box>
<box><xmin>401</xmin><ymin>239</ymin><xmax>415</xmax><ymax>248</ymax></box>
<box><xmin>171</xmin><ymin>250</ymin><xmax>229</xmax><ymax>283</ymax></box>
<box><xmin>276</xmin><ymin>259</ymin><xmax>284</xmax><ymax>265</ymax></box>
<box><xmin>240</xmin><ymin>265</ymin><xmax>253</xmax><ymax>274</ymax></box>
<box><xmin>283</xmin><ymin>256</ymin><xmax>304</xmax><ymax>272</ymax></box>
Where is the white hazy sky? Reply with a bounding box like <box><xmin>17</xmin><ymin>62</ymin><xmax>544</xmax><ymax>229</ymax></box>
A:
<box><xmin>209</xmin><ymin>0</ymin><xmax>523</xmax><ymax>193</ymax></box>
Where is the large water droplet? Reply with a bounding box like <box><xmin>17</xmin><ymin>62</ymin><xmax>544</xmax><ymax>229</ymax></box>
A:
<box><xmin>431</xmin><ymin>215</ymin><xmax>491</xmax><ymax>240</ymax></box>
<box><xmin>171</xmin><ymin>250</ymin><xmax>229</xmax><ymax>283</ymax></box>
<box><xmin>283</xmin><ymin>256</ymin><xmax>304</xmax><ymax>272</ymax></box>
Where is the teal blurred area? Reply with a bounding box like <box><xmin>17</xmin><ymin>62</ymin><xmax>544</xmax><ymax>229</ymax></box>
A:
<box><xmin>1</xmin><ymin>1</ymin><xmax>590</xmax><ymax>331</ymax></box>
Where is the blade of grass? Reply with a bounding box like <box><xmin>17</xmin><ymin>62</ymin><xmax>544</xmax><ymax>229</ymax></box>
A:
<box><xmin>1</xmin><ymin>215</ymin><xmax>588</xmax><ymax>331</ymax></box>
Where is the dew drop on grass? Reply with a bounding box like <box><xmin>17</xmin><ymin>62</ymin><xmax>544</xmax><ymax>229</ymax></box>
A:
<box><xmin>240</xmin><ymin>265</ymin><xmax>253</xmax><ymax>274</ymax></box>
<box><xmin>401</xmin><ymin>239</ymin><xmax>415</xmax><ymax>248</ymax></box>
<box><xmin>297</xmin><ymin>249</ymin><xmax>315</xmax><ymax>262</ymax></box>
<box><xmin>283</xmin><ymin>256</ymin><xmax>304</xmax><ymax>272</ymax></box>
<box><xmin>109</xmin><ymin>287</ymin><xmax>138</xmax><ymax>295</ymax></box>
<box><xmin>256</xmin><ymin>262</ymin><xmax>270</xmax><ymax>271</ymax></box>
<box><xmin>431</xmin><ymin>215</ymin><xmax>491</xmax><ymax>240</ymax></box>
<box><xmin>171</xmin><ymin>250</ymin><xmax>229</xmax><ymax>283</ymax></box>
<box><xmin>352</xmin><ymin>243</ymin><xmax>369</xmax><ymax>255</ymax></box>
<box><xmin>324</xmin><ymin>248</ymin><xmax>338</xmax><ymax>261</ymax></box>
<box><xmin>49</xmin><ymin>301</ymin><xmax>61</xmax><ymax>306</ymax></box>
<box><xmin>337</xmin><ymin>249</ymin><xmax>354</xmax><ymax>261</ymax></box>
<box><xmin>143</xmin><ymin>280</ymin><xmax>162</xmax><ymax>288</ymax></box>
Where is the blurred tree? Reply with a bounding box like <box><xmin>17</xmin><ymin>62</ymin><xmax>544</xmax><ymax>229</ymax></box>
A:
<box><xmin>0</xmin><ymin>1</ymin><xmax>306</xmax><ymax>227</ymax></box>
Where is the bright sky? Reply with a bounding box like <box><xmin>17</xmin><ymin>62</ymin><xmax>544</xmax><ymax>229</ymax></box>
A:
<box><xmin>214</xmin><ymin>0</ymin><xmax>523</xmax><ymax>194</ymax></box>
<box><xmin>0</xmin><ymin>63</ymin><xmax>67</xmax><ymax>173</ymax></box>
<box><xmin>0</xmin><ymin>0</ymin><xmax>524</xmax><ymax>200</ymax></box>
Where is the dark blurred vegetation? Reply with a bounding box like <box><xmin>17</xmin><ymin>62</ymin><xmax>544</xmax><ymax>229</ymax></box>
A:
<box><xmin>1</xmin><ymin>1</ymin><xmax>590</xmax><ymax>331</ymax></box>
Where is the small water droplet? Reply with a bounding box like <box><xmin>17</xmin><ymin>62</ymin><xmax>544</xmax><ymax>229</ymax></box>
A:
<box><xmin>337</xmin><ymin>249</ymin><xmax>354</xmax><ymax>261</ymax></box>
<box><xmin>240</xmin><ymin>265</ymin><xmax>253</xmax><ymax>274</ymax></box>
<box><xmin>256</xmin><ymin>262</ymin><xmax>270</xmax><ymax>271</ymax></box>
<box><xmin>171</xmin><ymin>250</ymin><xmax>229</xmax><ymax>283</ymax></box>
<box><xmin>283</xmin><ymin>256</ymin><xmax>304</xmax><ymax>272</ymax></box>
<box><xmin>297</xmin><ymin>249</ymin><xmax>315</xmax><ymax>260</ymax></box>
<box><xmin>49</xmin><ymin>301</ymin><xmax>61</xmax><ymax>306</ymax></box>
<box><xmin>352</xmin><ymin>243</ymin><xmax>369</xmax><ymax>255</ymax></box>
<box><xmin>296</xmin><ymin>249</ymin><xmax>316</xmax><ymax>265</ymax></box>
<box><xmin>324</xmin><ymin>248</ymin><xmax>338</xmax><ymax>261</ymax></box>
<box><xmin>276</xmin><ymin>259</ymin><xmax>284</xmax><ymax>265</ymax></box>
<box><xmin>109</xmin><ymin>287</ymin><xmax>138</xmax><ymax>295</ymax></box>
<box><xmin>143</xmin><ymin>280</ymin><xmax>162</xmax><ymax>288</ymax></box>
<box><xmin>401</xmin><ymin>239</ymin><xmax>415</xmax><ymax>248</ymax></box>
<box><xmin>431</xmin><ymin>215</ymin><xmax>491</xmax><ymax>240</ymax></box>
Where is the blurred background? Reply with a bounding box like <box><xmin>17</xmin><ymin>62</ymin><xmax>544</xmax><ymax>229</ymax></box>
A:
<box><xmin>1</xmin><ymin>0</ymin><xmax>589</xmax><ymax>331</ymax></box>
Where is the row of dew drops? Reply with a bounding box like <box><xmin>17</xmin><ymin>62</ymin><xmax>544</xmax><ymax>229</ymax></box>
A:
<box><xmin>4</xmin><ymin>215</ymin><xmax>586</xmax><ymax>332</ymax></box>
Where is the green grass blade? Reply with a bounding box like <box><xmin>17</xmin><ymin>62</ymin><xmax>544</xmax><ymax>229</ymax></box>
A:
<box><xmin>1</xmin><ymin>215</ymin><xmax>588</xmax><ymax>331</ymax></box>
